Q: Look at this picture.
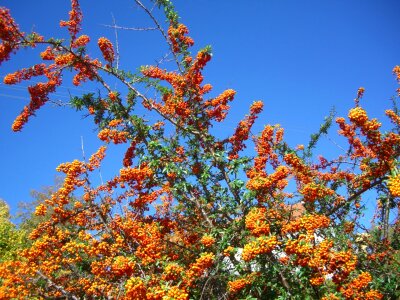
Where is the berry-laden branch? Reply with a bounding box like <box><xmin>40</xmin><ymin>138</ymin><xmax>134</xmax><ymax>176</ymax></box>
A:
<box><xmin>0</xmin><ymin>0</ymin><xmax>399</xmax><ymax>299</ymax></box>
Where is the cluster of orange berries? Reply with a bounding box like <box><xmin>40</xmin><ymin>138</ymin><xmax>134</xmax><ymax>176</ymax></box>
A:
<box><xmin>284</xmin><ymin>152</ymin><xmax>313</xmax><ymax>184</ymax></box>
<box><xmin>55</xmin><ymin>160</ymin><xmax>86</xmax><ymax>205</ymax></box>
<box><xmin>142</xmin><ymin>66</ymin><xmax>194</xmax><ymax>119</ymax></box>
<box><xmin>227</xmin><ymin>277</ymin><xmax>252</xmax><ymax>294</ymax></box>
<box><xmin>4</xmin><ymin>63</ymin><xmax>48</xmax><ymax>84</ymax></box>
<box><xmin>190</xmin><ymin>162</ymin><xmax>202</xmax><ymax>175</ymax></box>
<box><xmin>4</xmin><ymin>64</ymin><xmax>61</xmax><ymax>131</ymax></box>
<box><xmin>223</xmin><ymin>246</ymin><xmax>235</xmax><ymax>257</ymax></box>
<box><xmin>142</xmin><ymin>42</ymin><xmax>219</xmax><ymax>129</ymax></box>
<box><xmin>72</xmin><ymin>56</ymin><xmax>101</xmax><ymax>86</ymax></box>
<box><xmin>142</xmin><ymin>66</ymin><xmax>169</xmax><ymax>81</ymax></box>
<box><xmin>34</xmin><ymin>203</ymin><xmax>47</xmax><ymax>216</ymax></box>
<box><xmin>164</xmin><ymin>286</ymin><xmax>189</xmax><ymax>300</ymax></box>
<box><xmin>72</xmin><ymin>34</ymin><xmax>90</xmax><ymax>48</ymax></box>
<box><xmin>123</xmin><ymin>142</ymin><xmax>137</xmax><ymax>167</ymax></box>
<box><xmin>0</xmin><ymin>8</ymin><xmax>22</xmax><ymax>64</ymax></box>
<box><xmin>284</xmin><ymin>238</ymin><xmax>313</xmax><ymax>264</ymax></box>
<box><xmin>282</xmin><ymin>214</ymin><xmax>330</xmax><ymax>234</ymax></box>
<box><xmin>348</xmin><ymin>106</ymin><xmax>383</xmax><ymax>145</ymax></box>
<box><xmin>250</xmin><ymin>100</ymin><xmax>264</xmax><ymax>115</ymax></box>
<box><xmin>119</xmin><ymin>165</ymin><xmax>153</xmax><ymax>187</ymax></box>
<box><xmin>162</xmin><ymin>263</ymin><xmax>184</xmax><ymax>281</ymax></box>
<box><xmin>200</xmin><ymin>235</ymin><xmax>216</xmax><ymax>247</ymax></box>
<box><xmin>108</xmin><ymin>119</ymin><xmax>123</xmax><ymax>127</ymax></box>
<box><xmin>252</xmin><ymin>125</ymin><xmax>282</xmax><ymax>171</ymax></box>
<box><xmin>59</xmin><ymin>0</ymin><xmax>82</xmax><ymax>40</ymax></box>
<box><xmin>328</xmin><ymin>251</ymin><xmax>357</xmax><ymax>284</ymax></box>
<box><xmin>40</xmin><ymin>46</ymin><xmax>56</xmax><ymax>60</ymax></box>
<box><xmin>11</xmin><ymin>107</ymin><xmax>29</xmax><ymax>132</ymax></box>
<box><xmin>98</xmin><ymin>37</ymin><xmax>114</xmax><ymax>64</ymax></box>
<box><xmin>98</xmin><ymin>128</ymin><xmax>129</xmax><ymax>144</ymax></box>
<box><xmin>88</xmin><ymin>146</ymin><xmax>107</xmax><ymax>171</ymax></box>
<box><xmin>340</xmin><ymin>272</ymin><xmax>382</xmax><ymax>299</ymax></box>
<box><xmin>39</xmin><ymin>45</ymin><xmax>101</xmax><ymax>88</ymax></box>
<box><xmin>388</xmin><ymin>173</ymin><xmax>400</xmax><ymax>197</ymax></box>
<box><xmin>111</xmin><ymin>256</ymin><xmax>135</xmax><ymax>277</ymax></box>
<box><xmin>55</xmin><ymin>53</ymin><xmax>75</xmax><ymax>65</ymax></box>
<box><xmin>386</xmin><ymin>109</ymin><xmax>400</xmax><ymax>126</ymax></box>
<box><xmin>108</xmin><ymin>91</ymin><xmax>118</xmax><ymax>101</ymax></box>
<box><xmin>204</xmin><ymin>89</ymin><xmax>236</xmax><ymax>122</ymax></box>
<box><xmin>307</xmin><ymin>239</ymin><xmax>333</xmax><ymax>270</ymax></box>
<box><xmin>229</xmin><ymin>101</ymin><xmax>264</xmax><ymax>159</ymax></box>
<box><xmin>125</xmin><ymin>277</ymin><xmax>147</xmax><ymax>299</ymax></box>
<box><xmin>193</xmin><ymin>50</ymin><xmax>212</xmax><ymax>71</ymax></box>
<box><xmin>309</xmin><ymin>276</ymin><xmax>325</xmax><ymax>286</ymax></box>
<box><xmin>186</xmin><ymin>252</ymin><xmax>214</xmax><ymax>281</ymax></box>
<box><xmin>299</xmin><ymin>183</ymin><xmax>335</xmax><ymax>203</ymax></box>
<box><xmin>393</xmin><ymin>65</ymin><xmax>400</xmax><ymax>95</ymax></box>
<box><xmin>27</xmin><ymin>77</ymin><xmax>59</xmax><ymax>106</ymax></box>
<box><xmin>168</xmin><ymin>23</ymin><xmax>194</xmax><ymax>53</ymax></box>
<box><xmin>356</xmin><ymin>87</ymin><xmax>365</xmax><ymax>99</ymax></box>
<box><xmin>0</xmin><ymin>260</ymin><xmax>33</xmax><ymax>298</ymax></box>
<box><xmin>142</xmin><ymin>66</ymin><xmax>181</xmax><ymax>93</ymax></box>
<box><xmin>336</xmin><ymin>116</ymin><xmax>356</xmax><ymax>141</ymax></box>
<box><xmin>348</xmin><ymin>107</ymin><xmax>369</xmax><ymax>126</ymax></box>
<box><xmin>246</xmin><ymin>165</ymin><xmax>289</xmax><ymax>193</ymax></box>
<box><xmin>242</xmin><ymin>235</ymin><xmax>278</xmax><ymax>261</ymax></box>
<box><xmin>245</xmin><ymin>207</ymin><xmax>270</xmax><ymax>236</ymax></box>
<box><xmin>130</xmin><ymin>223</ymin><xmax>165</xmax><ymax>265</ymax></box>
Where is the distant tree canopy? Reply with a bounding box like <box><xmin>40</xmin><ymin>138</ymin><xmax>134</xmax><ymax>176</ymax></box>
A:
<box><xmin>0</xmin><ymin>200</ymin><xmax>26</xmax><ymax>262</ymax></box>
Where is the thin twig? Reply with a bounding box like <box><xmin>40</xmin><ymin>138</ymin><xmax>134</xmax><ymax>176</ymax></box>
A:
<box><xmin>48</xmin><ymin>99</ymin><xmax>71</xmax><ymax>107</ymax></box>
<box><xmin>102</xmin><ymin>24</ymin><xmax>158</xmax><ymax>31</ymax></box>
<box><xmin>110</xmin><ymin>14</ymin><xmax>120</xmax><ymax>70</ymax></box>
<box><xmin>324</xmin><ymin>134</ymin><xmax>347</xmax><ymax>153</ymax></box>
<box><xmin>134</xmin><ymin>0</ymin><xmax>183</xmax><ymax>73</ymax></box>
<box><xmin>81</xmin><ymin>136</ymin><xmax>86</xmax><ymax>162</ymax></box>
<box><xmin>156</xmin><ymin>51</ymin><xmax>174</xmax><ymax>66</ymax></box>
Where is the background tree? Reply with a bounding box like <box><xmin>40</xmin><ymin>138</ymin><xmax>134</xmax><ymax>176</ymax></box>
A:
<box><xmin>0</xmin><ymin>199</ymin><xmax>26</xmax><ymax>262</ymax></box>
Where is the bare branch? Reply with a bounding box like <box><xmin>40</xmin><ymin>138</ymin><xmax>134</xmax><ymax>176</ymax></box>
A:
<box><xmin>110</xmin><ymin>14</ymin><xmax>120</xmax><ymax>69</ymax></box>
<box><xmin>102</xmin><ymin>24</ymin><xmax>158</xmax><ymax>31</ymax></box>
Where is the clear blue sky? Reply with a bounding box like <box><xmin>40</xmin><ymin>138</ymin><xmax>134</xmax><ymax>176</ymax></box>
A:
<box><xmin>1</xmin><ymin>0</ymin><xmax>399</xmax><ymax>217</ymax></box>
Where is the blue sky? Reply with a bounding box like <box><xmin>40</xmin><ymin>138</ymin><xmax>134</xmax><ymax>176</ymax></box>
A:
<box><xmin>0</xmin><ymin>0</ymin><xmax>399</xmax><ymax>217</ymax></box>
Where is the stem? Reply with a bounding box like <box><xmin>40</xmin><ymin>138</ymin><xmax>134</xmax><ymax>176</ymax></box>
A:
<box><xmin>383</xmin><ymin>196</ymin><xmax>391</xmax><ymax>240</ymax></box>
<box><xmin>36</xmin><ymin>270</ymin><xmax>79</xmax><ymax>300</ymax></box>
<box><xmin>328</xmin><ymin>177</ymin><xmax>386</xmax><ymax>216</ymax></box>
<box><xmin>134</xmin><ymin>0</ymin><xmax>183</xmax><ymax>73</ymax></box>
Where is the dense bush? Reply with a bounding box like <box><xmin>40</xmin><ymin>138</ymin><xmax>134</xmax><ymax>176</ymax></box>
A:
<box><xmin>0</xmin><ymin>1</ymin><xmax>399</xmax><ymax>299</ymax></box>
